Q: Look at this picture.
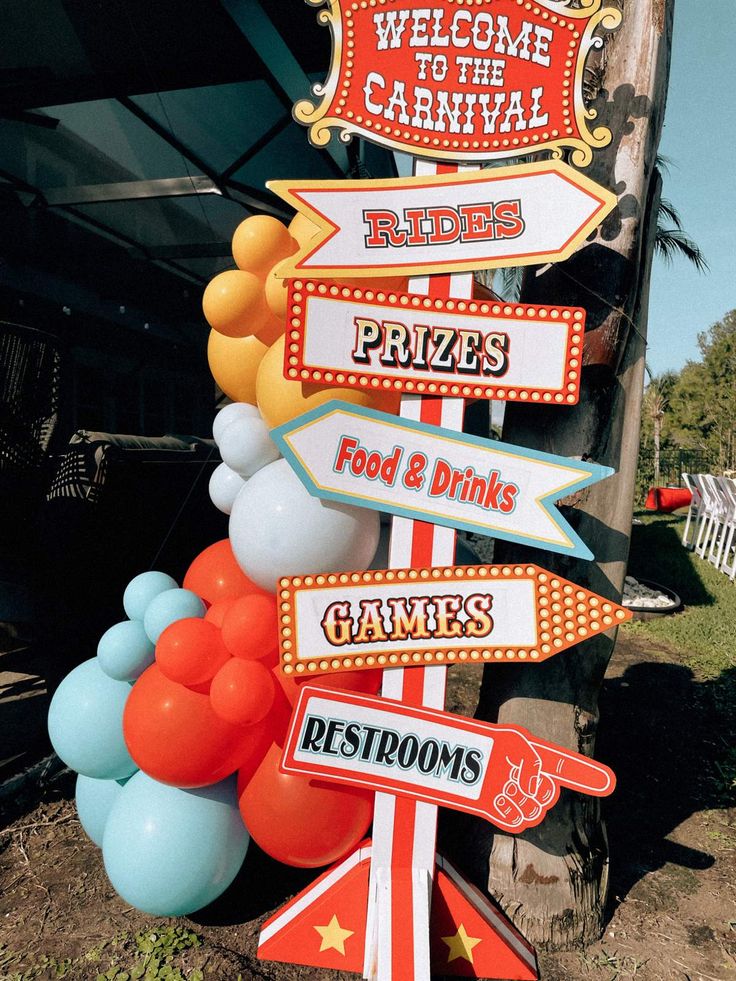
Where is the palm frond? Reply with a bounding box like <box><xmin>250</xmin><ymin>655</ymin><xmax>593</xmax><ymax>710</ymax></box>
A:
<box><xmin>499</xmin><ymin>266</ymin><xmax>523</xmax><ymax>301</ymax></box>
<box><xmin>655</xmin><ymin>153</ymin><xmax>673</xmax><ymax>177</ymax></box>
<box><xmin>657</xmin><ymin>198</ymin><xmax>683</xmax><ymax>230</ymax></box>
<box><xmin>655</xmin><ymin>228</ymin><xmax>709</xmax><ymax>273</ymax></box>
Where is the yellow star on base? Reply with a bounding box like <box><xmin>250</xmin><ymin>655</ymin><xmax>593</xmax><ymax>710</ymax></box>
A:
<box><xmin>313</xmin><ymin>914</ymin><xmax>354</xmax><ymax>955</ymax></box>
<box><xmin>442</xmin><ymin>923</ymin><xmax>482</xmax><ymax>964</ymax></box>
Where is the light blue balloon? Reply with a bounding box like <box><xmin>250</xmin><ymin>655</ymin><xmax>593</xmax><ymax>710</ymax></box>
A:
<box><xmin>97</xmin><ymin>620</ymin><xmax>155</xmax><ymax>682</ymax></box>
<box><xmin>75</xmin><ymin>774</ymin><xmax>132</xmax><ymax>847</ymax></box>
<box><xmin>123</xmin><ymin>570</ymin><xmax>178</xmax><ymax>621</ymax></box>
<box><xmin>48</xmin><ymin>659</ymin><xmax>137</xmax><ymax>780</ymax></box>
<box><xmin>142</xmin><ymin>588</ymin><xmax>206</xmax><ymax>644</ymax></box>
<box><xmin>102</xmin><ymin>773</ymin><xmax>249</xmax><ymax>916</ymax></box>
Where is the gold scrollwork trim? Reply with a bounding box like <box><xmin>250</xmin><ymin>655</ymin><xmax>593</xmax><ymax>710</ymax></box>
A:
<box><xmin>571</xmin><ymin>4</ymin><xmax>623</xmax><ymax>166</ymax></box>
<box><xmin>293</xmin><ymin>0</ymin><xmax>343</xmax><ymax>141</ymax></box>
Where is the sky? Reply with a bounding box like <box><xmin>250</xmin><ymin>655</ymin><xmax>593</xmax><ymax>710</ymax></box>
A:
<box><xmin>647</xmin><ymin>0</ymin><xmax>736</xmax><ymax>376</ymax></box>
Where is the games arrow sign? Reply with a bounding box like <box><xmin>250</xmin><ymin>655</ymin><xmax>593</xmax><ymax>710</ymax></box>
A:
<box><xmin>282</xmin><ymin>686</ymin><xmax>616</xmax><ymax>833</ymax></box>
<box><xmin>276</xmin><ymin>564</ymin><xmax>631</xmax><ymax>679</ymax></box>
<box><xmin>268</xmin><ymin>161</ymin><xmax>617</xmax><ymax>279</ymax></box>
<box><xmin>285</xmin><ymin>279</ymin><xmax>586</xmax><ymax>404</ymax></box>
<box><xmin>271</xmin><ymin>401</ymin><xmax>613</xmax><ymax>560</ymax></box>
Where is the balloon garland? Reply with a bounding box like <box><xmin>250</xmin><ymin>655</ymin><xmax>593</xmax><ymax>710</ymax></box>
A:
<box><xmin>46</xmin><ymin>214</ymin><xmax>403</xmax><ymax>915</ymax></box>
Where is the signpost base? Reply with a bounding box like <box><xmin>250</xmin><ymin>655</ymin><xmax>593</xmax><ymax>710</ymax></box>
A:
<box><xmin>258</xmin><ymin>841</ymin><xmax>538</xmax><ymax>980</ymax></box>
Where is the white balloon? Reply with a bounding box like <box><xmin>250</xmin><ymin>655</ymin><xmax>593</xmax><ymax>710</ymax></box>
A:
<box><xmin>208</xmin><ymin>462</ymin><xmax>246</xmax><ymax>515</ymax></box>
<box><xmin>229</xmin><ymin>459</ymin><xmax>380</xmax><ymax>591</ymax></box>
<box><xmin>218</xmin><ymin>416</ymin><xmax>280</xmax><ymax>479</ymax></box>
<box><xmin>212</xmin><ymin>402</ymin><xmax>261</xmax><ymax>446</ymax></box>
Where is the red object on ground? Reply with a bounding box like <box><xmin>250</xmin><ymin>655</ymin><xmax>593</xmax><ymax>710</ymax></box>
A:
<box><xmin>645</xmin><ymin>487</ymin><xmax>693</xmax><ymax>512</ymax></box>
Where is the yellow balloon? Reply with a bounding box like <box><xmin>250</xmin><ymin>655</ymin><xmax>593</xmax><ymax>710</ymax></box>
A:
<box><xmin>202</xmin><ymin>269</ymin><xmax>269</xmax><ymax>338</ymax></box>
<box><xmin>288</xmin><ymin>211</ymin><xmax>320</xmax><ymax>250</ymax></box>
<box><xmin>255</xmin><ymin>312</ymin><xmax>285</xmax><ymax>347</ymax></box>
<box><xmin>264</xmin><ymin>262</ymin><xmax>289</xmax><ymax>320</ymax></box>
<box><xmin>207</xmin><ymin>330</ymin><xmax>268</xmax><ymax>405</ymax></box>
<box><xmin>232</xmin><ymin>215</ymin><xmax>297</xmax><ymax>278</ymax></box>
<box><xmin>256</xmin><ymin>336</ymin><xmax>400</xmax><ymax>430</ymax></box>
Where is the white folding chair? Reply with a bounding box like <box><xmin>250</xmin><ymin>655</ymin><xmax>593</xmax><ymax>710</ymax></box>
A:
<box><xmin>717</xmin><ymin>477</ymin><xmax>736</xmax><ymax>580</ymax></box>
<box><xmin>704</xmin><ymin>476</ymin><xmax>731</xmax><ymax>567</ymax></box>
<box><xmin>681</xmin><ymin>473</ymin><xmax>702</xmax><ymax>549</ymax></box>
<box><xmin>694</xmin><ymin>474</ymin><xmax>718</xmax><ymax>558</ymax></box>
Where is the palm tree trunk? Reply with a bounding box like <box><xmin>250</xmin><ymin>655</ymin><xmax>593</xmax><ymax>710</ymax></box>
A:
<box><xmin>466</xmin><ymin>0</ymin><xmax>675</xmax><ymax>950</ymax></box>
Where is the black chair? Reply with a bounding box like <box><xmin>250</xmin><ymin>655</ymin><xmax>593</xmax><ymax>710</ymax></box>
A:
<box><xmin>0</xmin><ymin>322</ymin><xmax>65</xmax><ymax>621</ymax></box>
<box><xmin>40</xmin><ymin>431</ymin><xmax>227</xmax><ymax>690</ymax></box>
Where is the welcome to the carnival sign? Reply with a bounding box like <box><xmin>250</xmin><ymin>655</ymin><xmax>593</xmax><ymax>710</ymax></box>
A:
<box><xmin>295</xmin><ymin>0</ymin><xmax>622</xmax><ymax>166</ymax></box>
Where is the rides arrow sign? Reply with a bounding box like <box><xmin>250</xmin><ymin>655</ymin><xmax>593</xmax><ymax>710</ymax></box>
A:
<box><xmin>269</xmin><ymin>161</ymin><xmax>617</xmax><ymax>279</ymax></box>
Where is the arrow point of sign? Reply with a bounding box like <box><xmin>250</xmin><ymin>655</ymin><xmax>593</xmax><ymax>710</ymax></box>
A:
<box><xmin>534</xmin><ymin>458</ymin><xmax>616</xmax><ymax>559</ymax></box>
<box><xmin>273</xmin><ymin>400</ymin><xmax>618</xmax><ymax>561</ymax></box>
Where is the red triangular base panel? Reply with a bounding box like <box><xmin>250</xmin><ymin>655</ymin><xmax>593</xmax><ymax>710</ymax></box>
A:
<box><xmin>257</xmin><ymin>842</ymin><xmax>538</xmax><ymax>980</ymax></box>
<box><xmin>257</xmin><ymin>841</ymin><xmax>370</xmax><ymax>973</ymax></box>
<box><xmin>431</xmin><ymin>856</ymin><xmax>538</xmax><ymax>979</ymax></box>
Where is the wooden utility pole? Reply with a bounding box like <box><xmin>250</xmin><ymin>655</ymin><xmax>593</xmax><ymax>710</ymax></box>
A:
<box><xmin>471</xmin><ymin>0</ymin><xmax>675</xmax><ymax>949</ymax></box>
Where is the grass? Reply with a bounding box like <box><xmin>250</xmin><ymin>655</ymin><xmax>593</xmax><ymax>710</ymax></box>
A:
<box><xmin>0</xmin><ymin>928</ymin><xmax>207</xmax><ymax>981</ymax></box>
<box><xmin>578</xmin><ymin>948</ymin><xmax>648</xmax><ymax>979</ymax></box>
<box><xmin>623</xmin><ymin>512</ymin><xmax>736</xmax><ymax>678</ymax></box>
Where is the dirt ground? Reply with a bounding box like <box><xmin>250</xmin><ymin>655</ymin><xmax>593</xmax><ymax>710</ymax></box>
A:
<box><xmin>1</xmin><ymin>630</ymin><xmax>734</xmax><ymax>981</ymax></box>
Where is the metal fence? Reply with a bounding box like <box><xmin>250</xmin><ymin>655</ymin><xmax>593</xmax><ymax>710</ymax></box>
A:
<box><xmin>638</xmin><ymin>448</ymin><xmax>715</xmax><ymax>488</ymax></box>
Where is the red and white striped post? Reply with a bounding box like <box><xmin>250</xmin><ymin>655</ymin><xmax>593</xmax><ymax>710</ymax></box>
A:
<box><xmin>364</xmin><ymin>158</ymin><xmax>475</xmax><ymax>981</ymax></box>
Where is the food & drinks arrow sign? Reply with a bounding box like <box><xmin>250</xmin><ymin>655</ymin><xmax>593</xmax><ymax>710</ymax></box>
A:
<box><xmin>276</xmin><ymin>564</ymin><xmax>631</xmax><ymax>679</ymax></box>
<box><xmin>269</xmin><ymin>161</ymin><xmax>617</xmax><ymax>280</ymax></box>
<box><xmin>271</xmin><ymin>400</ymin><xmax>613</xmax><ymax>560</ymax></box>
<box><xmin>282</xmin><ymin>686</ymin><xmax>616</xmax><ymax>833</ymax></box>
<box><xmin>285</xmin><ymin>279</ymin><xmax>585</xmax><ymax>404</ymax></box>
<box><xmin>294</xmin><ymin>0</ymin><xmax>621</xmax><ymax>166</ymax></box>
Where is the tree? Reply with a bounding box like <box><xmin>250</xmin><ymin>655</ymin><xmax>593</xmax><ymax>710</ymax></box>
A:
<box><xmin>468</xmin><ymin>2</ymin><xmax>676</xmax><ymax>949</ymax></box>
<box><xmin>641</xmin><ymin>369</ymin><xmax>678</xmax><ymax>483</ymax></box>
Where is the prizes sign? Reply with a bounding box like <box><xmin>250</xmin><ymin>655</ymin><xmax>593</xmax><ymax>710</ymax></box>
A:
<box><xmin>285</xmin><ymin>279</ymin><xmax>585</xmax><ymax>403</ymax></box>
<box><xmin>295</xmin><ymin>0</ymin><xmax>621</xmax><ymax>166</ymax></box>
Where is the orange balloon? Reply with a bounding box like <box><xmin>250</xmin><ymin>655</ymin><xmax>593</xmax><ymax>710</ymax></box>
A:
<box><xmin>204</xmin><ymin>598</ymin><xmax>236</xmax><ymax>628</ymax></box>
<box><xmin>202</xmin><ymin>269</ymin><xmax>269</xmax><ymax>338</ymax></box>
<box><xmin>277</xmin><ymin>666</ymin><xmax>383</xmax><ymax>707</ymax></box>
<box><xmin>264</xmin><ymin>262</ymin><xmax>290</xmax><ymax>321</ymax></box>
<box><xmin>288</xmin><ymin>211</ymin><xmax>320</xmax><ymax>250</ymax></box>
<box><xmin>207</xmin><ymin>330</ymin><xmax>267</xmax><ymax>404</ymax></box>
<box><xmin>232</xmin><ymin>216</ymin><xmax>297</xmax><ymax>278</ymax></box>
<box><xmin>256</xmin><ymin>335</ymin><xmax>401</xmax><ymax>430</ymax></box>
<box><xmin>210</xmin><ymin>658</ymin><xmax>275</xmax><ymax>726</ymax></box>
<box><xmin>124</xmin><ymin>665</ymin><xmax>272</xmax><ymax>787</ymax></box>
<box><xmin>255</xmin><ymin>310</ymin><xmax>285</xmax><ymax>347</ymax></box>
<box><xmin>221</xmin><ymin>593</ymin><xmax>278</xmax><ymax>661</ymax></box>
<box><xmin>238</xmin><ymin>743</ymin><xmax>373</xmax><ymax>867</ymax></box>
<box><xmin>183</xmin><ymin>539</ymin><xmax>265</xmax><ymax>606</ymax></box>
<box><xmin>155</xmin><ymin>618</ymin><xmax>231</xmax><ymax>687</ymax></box>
